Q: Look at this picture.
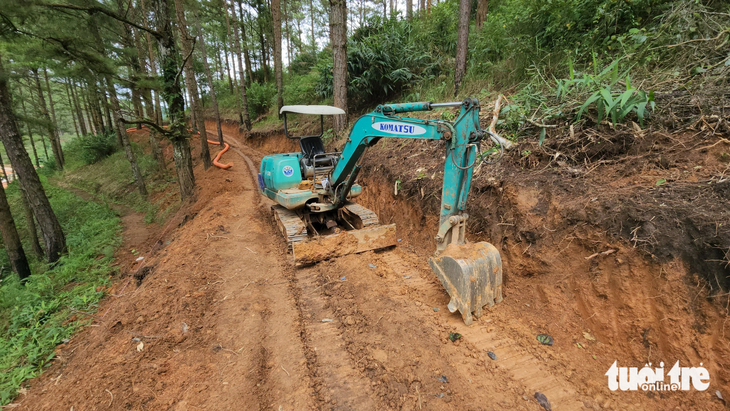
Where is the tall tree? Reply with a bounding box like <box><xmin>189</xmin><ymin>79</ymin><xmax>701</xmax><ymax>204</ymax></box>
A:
<box><xmin>63</xmin><ymin>80</ymin><xmax>81</xmax><ymax>137</ymax></box>
<box><xmin>454</xmin><ymin>0</ymin><xmax>470</xmax><ymax>96</ymax></box>
<box><xmin>475</xmin><ymin>0</ymin><xmax>489</xmax><ymax>30</ymax></box>
<box><xmin>18</xmin><ymin>182</ymin><xmax>44</xmax><ymax>259</ymax></box>
<box><xmin>272</xmin><ymin>0</ymin><xmax>284</xmax><ymax>113</ymax></box>
<box><xmin>152</xmin><ymin>0</ymin><xmax>196</xmax><ymax>200</ymax></box>
<box><xmin>0</xmin><ymin>183</ymin><xmax>31</xmax><ymax>281</ymax></box>
<box><xmin>229</xmin><ymin>0</ymin><xmax>252</xmax><ymax>131</ymax></box>
<box><xmin>174</xmin><ymin>0</ymin><xmax>212</xmax><ymax>170</ymax></box>
<box><xmin>16</xmin><ymin>85</ymin><xmax>41</xmax><ymax>167</ymax></box>
<box><xmin>42</xmin><ymin>68</ymin><xmax>65</xmax><ymax>165</ymax></box>
<box><xmin>32</xmin><ymin>69</ymin><xmax>64</xmax><ymax>170</ymax></box>
<box><xmin>140</xmin><ymin>0</ymin><xmax>166</xmax><ymax>171</ymax></box>
<box><xmin>194</xmin><ymin>8</ymin><xmax>225</xmax><ymax>145</ymax></box>
<box><xmin>225</xmin><ymin>3</ymin><xmax>244</xmax><ymax>126</ymax></box>
<box><xmin>406</xmin><ymin>0</ymin><xmax>412</xmax><ymax>20</ymax></box>
<box><xmin>309</xmin><ymin>0</ymin><xmax>316</xmax><ymax>53</ymax></box>
<box><xmin>237</xmin><ymin>3</ymin><xmax>254</xmax><ymax>86</ymax></box>
<box><xmin>0</xmin><ymin>58</ymin><xmax>66</xmax><ymax>263</ymax></box>
<box><xmin>329</xmin><ymin>0</ymin><xmax>348</xmax><ymax>134</ymax></box>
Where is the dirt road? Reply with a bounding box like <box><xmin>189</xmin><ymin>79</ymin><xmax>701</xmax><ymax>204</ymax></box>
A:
<box><xmin>12</xmin><ymin>129</ymin><xmax>726</xmax><ymax>410</ymax></box>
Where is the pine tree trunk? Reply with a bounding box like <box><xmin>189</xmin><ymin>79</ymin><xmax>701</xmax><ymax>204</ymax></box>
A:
<box><xmin>419</xmin><ymin>0</ymin><xmax>424</xmax><ymax>14</ymax></box>
<box><xmin>194</xmin><ymin>9</ymin><xmax>225</xmax><ymax>145</ymax></box>
<box><xmin>272</xmin><ymin>0</ymin><xmax>284</xmax><ymax>114</ymax></box>
<box><xmin>454</xmin><ymin>0</ymin><xmax>470</xmax><ymax>96</ymax></box>
<box><xmin>43</xmin><ymin>68</ymin><xmax>65</xmax><ymax>165</ymax></box>
<box><xmin>16</xmin><ymin>86</ymin><xmax>41</xmax><ymax>167</ymax></box>
<box><xmin>32</xmin><ymin>69</ymin><xmax>64</xmax><ymax>170</ymax></box>
<box><xmin>284</xmin><ymin>0</ymin><xmax>292</xmax><ymax>65</ymax></box>
<box><xmin>64</xmin><ymin>80</ymin><xmax>80</xmax><ymax>137</ymax></box>
<box><xmin>257</xmin><ymin>9</ymin><xmax>270</xmax><ymax>83</ymax></box>
<box><xmin>225</xmin><ymin>5</ymin><xmax>245</xmax><ymax>125</ymax></box>
<box><xmin>18</xmin><ymin>182</ymin><xmax>44</xmax><ymax>259</ymax></box>
<box><xmin>153</xmin><ymin>0</ymin><xmax>196</xmax><ymax>200</ymax></box>
<box><xmin>222</xmin><ymin>41</ymin><xmax>234</xmax><ymax>93</ymax></box>
<box><xmin>230</xmin><ymin>0</ymin><xmax>252</xmax><ymax>131</ymax></box>
<box><xmin>139</xmin><ymin>0</ymin><xmax>166</xmax><ymax>171</ymax></box>
<box><xmin>406</xmin><ymin>0</ymin><xmax>412</xmax><ymax>19</ymax></box>
<box><xmin>141</xmin><ymin>0</ymin><xmax>164</xmax><ymax>126</ymax></box>
<box><xmin>174</xmin><ymin>0</ymin><xmax>212</xmax><ymax>170</ymax></box>
<box><xmin>310</xmin><ymin>0</ymin><xmax>316</xmax><ymax>53</ymax></box>
<box><xmin>100</xmin><ymin>85</ymin><xmax>115</xmax><ymax>139</ymax></box>
<box><xmin>81</xmin><ymin>83</ymin><xmax>98</xmax><ymax>134</ymax></box>
<box><xmin>0</xmin><ymin>59</ymin><xmax>66</xmax><ymax>263</ymax></box>
<box><xmin>70</xmin><ymin>81</ymin><xmax>89</xmax><ymax>136</ymax></box>
<box><xmin>132</xmin><ymin>23</ymin><xmax>155</xmax><ymax>122</ymax></box>
<box><xmin>475</xmin><ymin>0</ymin><xmax>488</xmax><ymax>29</ymax></box>
<box><xmin>0</xmin><ymin>152</ymin><xmax>9</xmax><ymax>188</ymax></box>
<box><xmin>0</xmin><ymin>183</ymin><xmax>31</xmax><ymax>281</ymax></box>
<box><xmin>329</xmin><ymin>0</ymin><xmax>348</xmax><ymax>134</ymax></box>
<box><xmin>106</xmin><ymin>77</ymin><xmax>149</xmax><ymax>196</ymax></box>
<box><xmin>238</xmin><ymin>4</ymin><xmax>254</xmax><ymax>86</ymax></box>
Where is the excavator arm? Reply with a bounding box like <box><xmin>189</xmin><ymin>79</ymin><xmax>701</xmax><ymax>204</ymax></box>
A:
<box><xmin>327</xmin><ymin>99</ymin><xmax>503</xmax><ymax>324</ymax></box>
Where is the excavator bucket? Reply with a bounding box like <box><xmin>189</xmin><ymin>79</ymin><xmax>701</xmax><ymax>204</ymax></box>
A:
<box><xmin>429</xmin><ymin>242</ymin><xmax>503</xmax><ymax>325</ymax></box>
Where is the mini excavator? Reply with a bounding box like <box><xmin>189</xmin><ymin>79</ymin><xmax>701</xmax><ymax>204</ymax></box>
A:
<box><xmin>258</xmin><ymin>99</ymin><xmax>503</xmax><ymax>324</ymax></box>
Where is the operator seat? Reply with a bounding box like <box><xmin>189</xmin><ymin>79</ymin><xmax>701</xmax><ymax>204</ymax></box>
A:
<box><xmin>300</xmin><ymin>136</ymin><xmax>325</xmax><ymax>159</ymax></box>
<box><xmin>300</xmin><ymin>136</ymin><xmax>336</xmax><ymax>167</ymax></box>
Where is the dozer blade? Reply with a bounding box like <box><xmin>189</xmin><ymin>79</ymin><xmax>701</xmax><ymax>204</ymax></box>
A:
<box><xmin>429</xmin><ymin>242</ymin><xmax>503</xmax><ymax>325</ymax></box>
<box><xmin>292</xmin><ymin>224</ymin><xmax>396</xmax><ymax>265</ymax></box>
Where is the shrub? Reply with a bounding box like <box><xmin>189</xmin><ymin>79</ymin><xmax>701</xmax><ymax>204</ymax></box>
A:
<box><xmin>66</xmin><ymin>132</ymin><xmax>118</xmax><ymax>165</ymax></box>
<box><xmin>246</xmin><ymin>82</ymin><xmax>276</xmax><ymax>119</ymax></box>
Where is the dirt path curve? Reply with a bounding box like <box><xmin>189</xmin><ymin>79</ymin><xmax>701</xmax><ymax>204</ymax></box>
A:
<box><xmin>13</xmin><ymin>130</ymin><xmax>723</xmax><ymax>410</ymax></box>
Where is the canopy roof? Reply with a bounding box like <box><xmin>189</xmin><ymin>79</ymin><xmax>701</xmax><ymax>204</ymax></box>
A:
<box><xmin>279</xmin><ymin>105</ymin><xmax>345</xmax><ymax>116</ymax></box>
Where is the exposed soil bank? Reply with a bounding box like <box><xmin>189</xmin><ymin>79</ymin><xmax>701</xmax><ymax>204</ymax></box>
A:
<box><xmin>9</xmin><ymin>122</ymin><xmax>727</xmax><ymax>410</ymax></box>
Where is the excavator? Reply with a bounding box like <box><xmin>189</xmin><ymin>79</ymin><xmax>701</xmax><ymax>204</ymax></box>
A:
<box><xmin>258</xmin><ymin>99</ymin><xmax>504</xmax><ymax>324</ymax></box>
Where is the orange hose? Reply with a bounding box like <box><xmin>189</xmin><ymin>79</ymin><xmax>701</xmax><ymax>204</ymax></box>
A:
<box><xmin>123</xmin><ymin>126</ymin><xmax>231</xmax><ymax>169</ymax></box>
<box><xmin>206</xmin><ymin>139</ymin><xmax>233</xmax><ymax>170</ymax></box>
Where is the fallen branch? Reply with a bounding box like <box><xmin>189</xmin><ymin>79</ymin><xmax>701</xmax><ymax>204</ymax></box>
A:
<box><xmin>487</xmin><ymin>95</ymin><xmax>513</xmax><ymax>149</ymax></box>
<box><xmin>526</xmin><ymin>119</ymin><xmax>558</xmax><ymax>128</ymax></box>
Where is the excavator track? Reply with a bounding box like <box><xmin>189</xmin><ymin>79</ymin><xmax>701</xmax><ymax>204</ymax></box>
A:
<box><xmin>272</xmin><ymin>203</ymin><xmax>396</xmax><ymax>265</ymax></box>
<box><xmin>272</xmin><ymin>205</ymin><xmax>308</xmax><ymax>254</ymax></box>
<box><xmin>342</xmin><ymin>202</ymin><xmax>380</xmax><ymax>227</ymax></box>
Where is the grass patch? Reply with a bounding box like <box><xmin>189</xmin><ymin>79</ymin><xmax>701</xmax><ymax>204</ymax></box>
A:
<box><xmin>0</xmin><ymin>177</ymin><xmax>121</xmax><ymax>405</ymax></box>
<box><xmin>61</xmin><ymin>142</ymin><xmax>178</xmax><ymax>224</ymax></box>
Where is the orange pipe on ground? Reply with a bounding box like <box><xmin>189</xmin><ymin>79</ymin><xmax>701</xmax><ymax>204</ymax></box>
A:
<box><xmin>123</xmin><ymin>126</ymin><xmax>231</xmax><ymax>169</ymax></box>
<box><xmin>206</xmin><ymin>139</ymin><xmax>233</xmax><ymax>170</ymax></box>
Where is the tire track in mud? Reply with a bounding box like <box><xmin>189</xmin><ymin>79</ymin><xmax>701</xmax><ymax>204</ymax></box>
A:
<box><xmin>207</xmin><ymin>132</ymin><xmax>316</xmax><ymax>410</ymax></box>
<box><xmin>226</xmin><ymin>130</ymin><xmax>583</xmax><ymax>409</ymax></box>
<box><xmin>376</xmin><ymin>250</ymin><xmax>586</xmax><ymax>410</ymax></box>
<box><xmin>225</xmin><ymin>131</ymin><xmax>380</xmax><ymax>410</ymax></box>
<box><xmin>295</xmin><ymin>267</ymin><xmax>379</xmax><ymax>409</ymax></box>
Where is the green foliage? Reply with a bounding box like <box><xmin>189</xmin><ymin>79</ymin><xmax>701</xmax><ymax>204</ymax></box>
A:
<box><xmin>557</xmin><ymin>59</ymin><xmax>655</xmax><ymax>125</ymax></box>
<box><xmin>316</xmin><ymin>16</ymin><xmax>439</xmax><ymax>108</ymax></box>
<box><xmin>66</xmin><ymin>143</ymin><xmax>173</xmax><ymax>224</ymax></box>
<box><xmin>283</xmin><ymin>72</ymin><xmax>320</xmax><ymax>106</ymax></box>
<box><xmin>246</xmin><ymin>82</ymin><xmax>277</xmax><ymax>119</ymax></box>
<box><xmin>0</xmin><ymin>178</ymin><xmax>121</xmax><ymax>405</ymax></box>
<box><xmin>64</xmin><ymin>132</ymin><xmax>119</xmax><ymax>165</ymax></box>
